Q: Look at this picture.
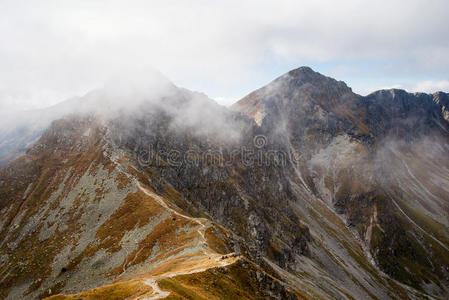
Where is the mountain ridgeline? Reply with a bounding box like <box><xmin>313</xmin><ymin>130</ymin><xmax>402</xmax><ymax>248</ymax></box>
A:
<box><xmin>0</xmin><ymin>67</ymin><xmax>448</xmax><ymax>299</ymax></box>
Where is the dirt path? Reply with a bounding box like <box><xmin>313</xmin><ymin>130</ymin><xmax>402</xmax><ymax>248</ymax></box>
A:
<box><xmin>137</xmin><ymin>182</ymin><xmax>208</xmax><ymax>247</ymax></box>
<box><xmin>136</xmin><ymin>182</ymin><xmax>238</xmax><ymax>299</ymax></box>
<box><xmin>141</xmin><ymin>278</ymin><xmax>170</xmax><ymax>300</ymax></box>
<box><xmin>140</xmin><ymin>254</ymin><xmax>238</xmax><ymax>299</ymax></box>
<box><xmin>107</xmin><ymin>152</ymin><xmax>239</xmax><ymax>299</ymax></box>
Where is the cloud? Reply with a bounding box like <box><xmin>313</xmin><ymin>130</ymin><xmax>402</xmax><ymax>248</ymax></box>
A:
<box><xmin>0</xmin><ymin>0</ymin><xmax>448</xmax><ymax>111</ymax></box>
<box><xmin>363</xmin><ymin>80</ymin><xmax>449</xmax><ymax>96</ymax></box>
<box><xmin>408</xmin><ymin>80</ymin><xmax>449</xmax><ymax>94</ymax></box>
<box><xmin>213</xmin><ymin>97</ymin><xmax>238</xmax><ymax>107</ymax></box>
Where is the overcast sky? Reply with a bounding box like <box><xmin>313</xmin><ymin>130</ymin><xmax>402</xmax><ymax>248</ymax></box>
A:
<box><xmin>1</xmin><ymin>0</ymin><xmax>449</xmax><ymax>111</ymax></box>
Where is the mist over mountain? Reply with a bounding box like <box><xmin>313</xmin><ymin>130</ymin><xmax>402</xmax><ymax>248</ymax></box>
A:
<box><xmin>0</xmin><ymin>67</ymin><xmax>448</xmax><ymax>299</ymax></box>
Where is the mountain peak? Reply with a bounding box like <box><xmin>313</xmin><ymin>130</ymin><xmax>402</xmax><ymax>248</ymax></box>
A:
<box><xmin>274</xmin><ymin>66</ymin><xmax>324</xmax><ymax>83</ymax></box>
<box><xmin>265</xmin><ymin>66</ymin><xmax>353</xmax><ymax>99</ymax></box>
<box><xmin>286</xmin><ymin>65</ymin><xmax>317</xmax><ymax>77</ymax></box>
<box><xmin>231</xmin><ymin>66</ymin><xmax>354</xmax><ymax>125</ymax></box>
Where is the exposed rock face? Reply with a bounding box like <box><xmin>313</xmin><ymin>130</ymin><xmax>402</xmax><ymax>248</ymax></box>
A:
<box><xmin>0</xmin><ymin>67</ymin><xmax>448</xmax><ymax>299</ymax></box>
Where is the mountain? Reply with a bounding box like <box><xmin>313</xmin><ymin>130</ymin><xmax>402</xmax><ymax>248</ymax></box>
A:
<box><xmin>0</xmin><ymin>98</ymin><xmax>79</xmax><ymax>168</ymax></box>
<box><xmin>0</xmin><ymin>70</ymin><xmax>175</xmax><ymax>169</ymax></box>
<box><xmin>0</xmin><ymin>67</ymin><xmax>448</xmax><ymax>299</ymax></box>
<box><xmin>232</xmin><ymin>67</ymin><xmax>449</xmax><ymax>294</ymax></box>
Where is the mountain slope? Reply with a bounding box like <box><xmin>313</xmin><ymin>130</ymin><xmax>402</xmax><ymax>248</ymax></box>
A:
<box><xmin>232</xmin><ymin>67</ymin><xmax>449</xmax><ymax>296</ymax></box>
<box><xmin>0</xmin><ymin>67</ymin><xmax>448</xmax><ymax>299</ymax></box>
<box><xmin>0</xmin><ymin>116</ymin><xmax>301</xmax><ymax>299</ymax></box>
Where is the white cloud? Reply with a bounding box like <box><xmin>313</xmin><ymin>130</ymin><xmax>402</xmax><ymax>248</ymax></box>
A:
<box><xmin>0</xmin><ymin>0</ymin><xmax>448</xmax><ymax>110</ymax></box>
<box><xmin>361</xmin><ymin>81</ymin><xmax>449</xmax><ymax>96</ymax></box>
<box><xmin>408</xmin><ymin>80</ymin><xmax>449</xmax><ymax>94</ymax></box>
<box><xmin>213</xmin><ymin>97</ymin><xmax>238</xmax><ymax>107</ymax></box>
